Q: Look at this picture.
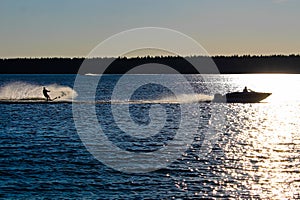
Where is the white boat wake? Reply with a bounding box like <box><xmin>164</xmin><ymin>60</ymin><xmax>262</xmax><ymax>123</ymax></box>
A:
<box><xmin>0</xmin><ymin>82</ymin><xmax>77</xmax><ymax>101</ymax></box>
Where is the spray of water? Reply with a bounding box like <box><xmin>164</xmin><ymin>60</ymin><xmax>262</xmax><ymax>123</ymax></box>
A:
<box><xmin>0</xmin><ymin>81</ymin><xmax>210</xmax><ymax>104</ymax></box>
<box><xmin>0</xmin><ymin>82</ymin><xmax>77</xmax><ymax>101</ymax></box>
<box><xmin>108</xmin><ymin>94</ymin><xmax>213</xmax><ymax>104</ymax></box>
<box><xmin>158</xmin><ymin>93</ymin><xmax>213</xmax><ymax>104</ymax></box>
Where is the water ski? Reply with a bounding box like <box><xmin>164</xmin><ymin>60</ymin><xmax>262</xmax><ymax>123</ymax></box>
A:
<box><xmin>48</xmin><ymin>91</ymin><xmax>66</xmax><ymax>101</ymax></box>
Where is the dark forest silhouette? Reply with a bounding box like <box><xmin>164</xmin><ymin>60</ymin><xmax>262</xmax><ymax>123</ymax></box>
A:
<box><xmin>1</xmin><ymin>55</ymin><xmax>300</xmax><ymax>74</ymax></box>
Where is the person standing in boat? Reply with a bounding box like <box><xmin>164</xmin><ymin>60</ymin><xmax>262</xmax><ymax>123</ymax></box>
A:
<box><xmin>43</xmin><ymin>87</ymin><xmax>51</xmax><ymax>101</ymax></box>
<box><xmin>243</xmin><ymin>86</ymin><xmax>248</xmax><ymax>93</ymax></box>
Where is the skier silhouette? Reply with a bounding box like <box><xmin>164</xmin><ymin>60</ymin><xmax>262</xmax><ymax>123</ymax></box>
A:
<box><xmin>43</xmin><ymin>87</ymin><xmax>51</xmax><ymax>101</ymax></box>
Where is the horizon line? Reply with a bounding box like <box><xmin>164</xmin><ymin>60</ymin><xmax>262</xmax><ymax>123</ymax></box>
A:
<box><xmin>1</xmin><ymin>53</ymin><xmax>300</xmax><ymax>59</ymax></box>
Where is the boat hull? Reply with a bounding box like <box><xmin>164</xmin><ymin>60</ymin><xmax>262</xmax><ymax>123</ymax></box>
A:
<box><xmin>213</xmin><ymin>92</ymin><xmax>272</xmax><ymax>103</ymax></box>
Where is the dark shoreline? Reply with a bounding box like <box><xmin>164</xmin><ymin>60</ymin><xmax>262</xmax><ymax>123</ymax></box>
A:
<box><xmin>1</xmin><ymin>55</ymin><xmax>300</xmax><ymax>74</ymax></box>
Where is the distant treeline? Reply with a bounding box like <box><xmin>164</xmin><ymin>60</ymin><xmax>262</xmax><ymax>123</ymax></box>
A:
<box><xmin>1</xmin><ymin>55</ymin><xmax>300</xmax><ymax>74</ymax></box>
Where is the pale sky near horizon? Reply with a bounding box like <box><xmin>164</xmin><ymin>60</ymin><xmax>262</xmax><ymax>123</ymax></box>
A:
<box><xmin>0</xmin><ymin>0</ymin><xmax>299</xmax><ymax>58</ymax></box>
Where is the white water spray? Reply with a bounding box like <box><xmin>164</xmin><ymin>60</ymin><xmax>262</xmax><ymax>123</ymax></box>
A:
<box><xmin>109</xmin><ymin>93</ymin><xmax>213</xmax><ymax>104</ymax></box>
<box><xmin>158</xmin><ymin>93</ymin><xmax>213</xmax><ymax>104</ymax></box>
<box><xmin>0</xmin><ymin>82</ymin><xmax>77</xmax><ymax>101</ymax></box>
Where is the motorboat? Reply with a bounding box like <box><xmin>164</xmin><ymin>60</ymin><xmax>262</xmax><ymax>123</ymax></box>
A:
<box><xmin>213</xmin><ymin>90</ymin><xmax>272</xmax><ymax>103</ymax></box>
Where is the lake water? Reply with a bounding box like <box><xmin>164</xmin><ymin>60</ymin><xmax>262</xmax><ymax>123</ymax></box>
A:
<box><xmin>0</xmin><ymin>74</ymin><xmax>300</xmax><ymax>199</ymax></box>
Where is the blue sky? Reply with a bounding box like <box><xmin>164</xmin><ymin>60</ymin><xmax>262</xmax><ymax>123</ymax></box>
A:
<box><xmin>0</xmin><ymin>0</ymin><xmax>299</xmax><ymax>57</ymax></box>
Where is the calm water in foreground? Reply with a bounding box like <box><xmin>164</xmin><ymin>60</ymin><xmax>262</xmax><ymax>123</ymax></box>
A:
<box><xmin>0</xmin><ymin>74</ymin><xmax>300</xmax><ymax>199</ymax></box>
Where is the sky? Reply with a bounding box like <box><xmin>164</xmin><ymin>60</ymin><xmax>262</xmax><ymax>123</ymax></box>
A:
<box><xmin>0</xmin><ymin>0</ymin><xmax>299</xmax><ymax>58</ymax></box>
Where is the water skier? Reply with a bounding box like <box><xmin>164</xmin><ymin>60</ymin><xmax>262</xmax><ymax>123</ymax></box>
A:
<box><xmin>43</xmin><ymin>87</ymin><xmax>51</xmax><ymax>101</ymax></box>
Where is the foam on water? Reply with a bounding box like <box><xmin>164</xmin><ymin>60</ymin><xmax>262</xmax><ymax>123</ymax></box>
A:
<box><xmin>107</xmin><ymin>94</ymin><xmax>213</xmax><ymax>104</ymax></box>
<box><xmin>84</xmin><ymin>73</ymin><xmax>101</xmax><ymax>76</ymax></box>
<box><xmin>0</xmin><ymin>81</ymin><xmax>210</xmax><ymax>104</ymax></box>
<box><xmin>158</xmin><ymin>93</ymin><xmax>213</xmax><ymax>103</ymax></box>
<box><xmin>0</xmin><ymin>82</ymin><xmax>77</xmax><ymax>101</ymax></box>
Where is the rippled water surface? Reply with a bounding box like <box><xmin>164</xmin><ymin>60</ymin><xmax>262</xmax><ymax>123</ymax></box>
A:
<box><xmin>1</xmin><ymin>74</ymin><xmax>300</xmax><ymax>199</ymax></box>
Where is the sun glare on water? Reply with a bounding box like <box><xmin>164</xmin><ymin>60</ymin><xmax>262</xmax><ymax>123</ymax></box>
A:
<box><xmin>231</xmin><ymin>74</ymin><xmax>300</xmax><ymax>103</ymax></box>
<box><xmin>221</xmin><ymin>74</ymin><xmax>300</xmax><ymax>199</ymax></box>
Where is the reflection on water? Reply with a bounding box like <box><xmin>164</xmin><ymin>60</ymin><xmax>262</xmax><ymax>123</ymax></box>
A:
<box><xmin>204</xmin><ymin>74</ymin><xmax>300</xmax><ymax>198</ymax></box>
<box><xmin>0</xmin><ymin>74</ymin><xmax>300</xmax><ymax>199</ymax></box>
<box><xmin>220</xmin><ymin>103</ymin><xmax>300</xmax><ymax>199</ymax></box>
